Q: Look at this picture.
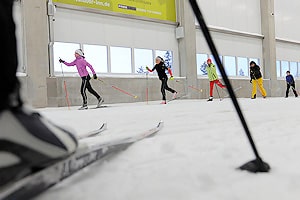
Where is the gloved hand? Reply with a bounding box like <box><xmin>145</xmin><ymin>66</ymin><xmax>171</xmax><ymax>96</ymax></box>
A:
<box><xmin>59</xmin><ymin>58</ymin><xmax>65</xmax><ymax>63</ymax></box>
<box><xmin>170</xmin><ymin>76</ymin><xmax>174</xmax><ymax>80</ymax></box>
<box><xmin>146</xmin><ymin>66</ymin><xmax>150</xmax><ymax>71</ymax></box>
<box><xmin>93</xmin><ymin>74</ymin><xmax>97</xmax><ymax>80</ymax></box>
<box><xmin>250</xmin><ymin>79</ymin><xmax>252</xmax><ymax>83</ymax></box>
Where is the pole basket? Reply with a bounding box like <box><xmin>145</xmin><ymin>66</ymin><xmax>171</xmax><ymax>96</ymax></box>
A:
<box><xmin>239</xmin><ymin>158</ymin><xmax>270</xmax><ymax>173</ymax></box>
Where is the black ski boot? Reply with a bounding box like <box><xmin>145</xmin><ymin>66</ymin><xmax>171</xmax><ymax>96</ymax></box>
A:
<box><xmin>0</xmin><ymin>106</ymin><xmax>78</xmax><ymax>187</ymax></box>
<box><xmin>207</xmin><ymin>97</ymin><xmax>213</xmax><ymax>102</ymax></box>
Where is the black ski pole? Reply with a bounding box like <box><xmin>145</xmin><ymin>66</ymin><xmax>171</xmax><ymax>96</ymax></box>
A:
<box><xmin>189</xmin><ymin>0</ymin><xmax>270</xmax><ymax>173</ymax></box>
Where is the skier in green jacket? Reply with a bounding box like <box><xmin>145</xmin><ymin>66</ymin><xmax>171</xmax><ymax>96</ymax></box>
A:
<box><xmin>206</xmin><ymin>58</ymin><xmax>226</xmax><ymax>101</ymax></box>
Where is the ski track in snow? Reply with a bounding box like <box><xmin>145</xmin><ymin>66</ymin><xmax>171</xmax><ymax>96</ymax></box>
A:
<box><xmin>34</xmin><ymin>97</ymin><xmax>300</xmax><ymax>200</ymax></box>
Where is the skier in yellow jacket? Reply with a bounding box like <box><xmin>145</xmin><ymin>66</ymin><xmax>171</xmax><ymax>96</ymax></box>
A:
<box><xmin>249</xmin><ymin>61</ymin><xmax>267</xmax><ymax>99</ymax></box>
<box><xmin>206</xmin><ymin>59</ymin><xmax>226</xmax><ymax>101</ymax></box>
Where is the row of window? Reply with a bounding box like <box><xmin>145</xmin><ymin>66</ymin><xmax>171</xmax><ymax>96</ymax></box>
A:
<box><xmin>197</xmin><ymin>54</ymin><xmax>300</xmax><ymax>79</ymax></box>
<box><xmin>276</xmin><ymin>60</ymin><xmax>300</xmax><ymax>78</ymax></box>
<box><xmin>54</xmin><ymin>42</ymin><xmax>300</xmax><ymax>79</ymax></box>
<box><xmin>197</xmin><ymin>53</ymin><xmax>260</xmax><ymax>77</ymax></box>
<box><xmin>53</xmin><ymin>42</ymin><xmax>173</xmax><ymax>75</ymax></box>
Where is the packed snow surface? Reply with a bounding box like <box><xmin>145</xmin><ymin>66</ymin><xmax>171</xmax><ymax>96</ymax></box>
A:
<box><xmin>34</xmin><ymin>97</ymin><xmax>300</xmax><ymax>200</ymax></box>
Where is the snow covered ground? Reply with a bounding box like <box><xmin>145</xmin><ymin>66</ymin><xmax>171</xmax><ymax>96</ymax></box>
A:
<box><xmin>34</xmin><ymin>97</ymin><xmax>300</xmax><ymax>200</ymax></box>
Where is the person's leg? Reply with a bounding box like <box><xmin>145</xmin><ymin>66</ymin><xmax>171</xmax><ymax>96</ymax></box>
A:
<box><xmin>291</xmin><ymin>83</ymin><xmax>298</xmax><ymax>97</ymax></box>
<box><xmin>207</xmin><ymin>81</ymin><xmax>214</xmax><ymax>101</ymax></box>
<box><xmin>215</xmin><ymin>80</ymin><xmax>226</xmax><ymax>89</ymax></box>
<box><xmin>164</xmin><ymin>79</ymin><xmax>176</xmax><ymax>93</ymax></box>
<box><xmin>80</xmin><ymin>77</ymin><xmax>88</xmax><ymax>106</ymax></box>
<box><xmin>85</xmin><ymin>77</ymin><xmax>104</xmax><ymax>107</ymax></box>
<box><xmin>285</xmin><ymin>84</ymin><xmax>290</xmax><ymax>98</ymax></box>
<box><xmin>209</xmin><ymin>81</ymin><xmax>214</xmax><ymax>97</ymax></box>
<box><xmin>251</xmin><ymin>80</ymin><xmax>257</xmax><ymax>99</ymax></box>
<box><xmin>161</xmin><ymin>78</ymin><xmax>167</xmax><ymax>101</ymax></box>
<box><xmin>257</xmin><ymin>78</ymin><xmax>267</xmax><ymax>97</ymax></box>
<box><xmin>85</xmin><ymin>78</ymin><xmax>100</xmax><ymax>99</ymax></box>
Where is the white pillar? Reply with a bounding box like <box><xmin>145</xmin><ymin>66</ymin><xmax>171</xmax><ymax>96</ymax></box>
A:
<box><xmin>176</xmin><ymin>0</ymin><xmax>198</xmax><ymax>98</ymax></box>
<box><xmin>260</xmin><ymin>0</ymin><xmax>277</xmax><ymax>96</ymax></box>
<box><xmin>23</xmin><ymin>0</ymin><xmax>49</xmax><ymax>107</ymax></box>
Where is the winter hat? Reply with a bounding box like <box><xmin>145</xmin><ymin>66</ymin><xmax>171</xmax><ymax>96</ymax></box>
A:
<box><xmin>250</xmin><ymin>61</ymin><xmax>256</xmax><ymax>66</ymax></box>
<box><xmin>207</xmin><ymin>58</ymin><xmax>212</xmax><ymax>63</ymax></box>
<box><xmin>75</xmin><ymin>49</ymin><xmax>84</xmax><ymax>57</ymax></box>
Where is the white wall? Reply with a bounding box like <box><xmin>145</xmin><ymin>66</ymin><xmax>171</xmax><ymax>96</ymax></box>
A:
<box><xmin>195</xmin><ymin>0</ymin><xmax>263</xmax><ymax>70</ymax></box>
<box><xmin>196</xmin><ymin>31</ymin><xmax>262</xmax><ymax>59</ymax></box>
<box><xmin>276</xmin><ymin>43</ymin><xmax>300</xmax><ymax>62</ymax></box>
<box><xmin>275</xmin><ymin>0</ymin><xmax>300</xmax><ymax>41</ymax></box>
<box><xmin>275</xmin><ymin>0</ymin><xmax>300</xmax><ymax>63</ymax></box>
<box><xmin>53</xmin><ymin>8</ymin><xmax>179</xmax><ymax>75</ymax></box>
<box><xmin>196</xmin><ymin>0</ymin><xmax>261</xmax><ymax>34</ymax></box>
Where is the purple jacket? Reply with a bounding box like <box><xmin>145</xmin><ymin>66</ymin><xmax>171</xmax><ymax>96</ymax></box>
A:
<box><xmin>63</xmin><ymin>57</ymin><xmax>96</xmax><ymax>77</ymax></box>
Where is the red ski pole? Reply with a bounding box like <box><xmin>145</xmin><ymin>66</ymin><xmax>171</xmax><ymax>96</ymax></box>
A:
<box><xmin>188</xmin><ymin>85</ymin><xmax>203</xmax><ymax>93</ymax></box>
<box><xmin>60</xmin><ymin>62</ymin><xmax>71</xmax><ymax>109</ymax></box>
<box><xmin>97</xmin><ymin>78</ymin><xmax>138</xmax><ymax>99</ymax></box>
<box><xmin>146</xmin><ymin>72</ymin><xmax>149</xmax><ymax>104</ymax></box>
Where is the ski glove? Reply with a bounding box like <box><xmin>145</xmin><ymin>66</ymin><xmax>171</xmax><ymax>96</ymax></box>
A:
<box><xmin>59</xmin><ymin>58</ymin><xmax>65</xmax><ymax>63</ymax></box>
<box><xmin>93</xmin><ymin>74</ymin><xmax>97</xmax><ymax>79</ymax></box>
<box><xmin>170</xmin><ymin>76</ymin><xmax>174</xmax><ymax>80</ymax></box>
<box><xmin>146</xmin><ymin>66</ymin><xmax>153</xmax><ymax>72</ymax></box>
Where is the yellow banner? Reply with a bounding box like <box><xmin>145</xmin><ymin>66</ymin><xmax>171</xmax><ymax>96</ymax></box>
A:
<box><xmin>53</xmin><ymin>0</ymin><xmax>176</xmax><ymax>22</ymax></box>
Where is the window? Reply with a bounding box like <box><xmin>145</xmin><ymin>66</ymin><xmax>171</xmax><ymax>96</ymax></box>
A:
<box><xmin>224</xmin><ymin>56</ymin><xmax>236</xmax><ymax>76</ymax></box>
<box><xmin>134</xmin><ymin>48</ymin><xmax>153</xmax><ymax>74</ymax></box>
<box><xmin>14</xmin><ymin>2</ymin><xmax>25</xmax><ymax>73</ymax></box>
<box><xmin>196</xmin><ymin>54</ymin><xmax>264</xmax><ymax>78</ymax></box>
<box><xmin>83</xmin><ymin>44</ymin><xmax>108</xmax><ymax>73</ymax></box>
<box><xmin>281</xmin><ymin>61</ymin><xmax>289</xmax><ymax>78</ymax></box>
<box><xmin>290</xmin><ymin>62</ymin><xmax>297</xmax><ymax>77</ymax></box>
<box><xmin>298</xmin><ymin>62</ymin><xmax>300</xmax><ymax>77</ymax></box>
<box><xmin>53</xmin><ymin>42</ymin><xmax>80</xmax><ymax>73</ymax></box>
<box><xmin>155</xmin><ymin>50</ymin><xmax>173</xmax><ymax>69</ymax></box>
<box><xmin>197</xmin><ymin>53</ymin><xmax>208</xmax><ymax>75</ymax></box>
<box><xmin>276</xmin><ymin>61</ymin><xmax>281</xmax><ymax>77</ymax></box>
<box><xmin>110</xmin><ymin>46</ymin><xmax>132</xmax><ymax>73</ymax></box>
<box><xmin>249</xmin><ymin>58</ymin><xmax>259</xmax><ymax>65</ymax></box>
<box><xmin>209</xmin><ymin>55</ymin><xmax>222</xmax><ymax>76</ymax></box>
<box><xmin>237</xmin><ymin>57</ymin><xmax>249</xmax><ymax>76</ymax></box>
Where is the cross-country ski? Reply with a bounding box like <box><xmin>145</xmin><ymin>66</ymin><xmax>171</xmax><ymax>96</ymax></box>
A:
<box><xmin>77</xmin><ymin>122</ymin><xmax>107</xmax><ymax>139</ymax></box>
<box><xmin>3</xmin><ymin>0</ymin><xmax>300</xmax><ymax>199</ymax></box>
<box><xmin>0</xmin><ymin>121</ymin><xmax>163</xmax><ymax>200</ymax></box>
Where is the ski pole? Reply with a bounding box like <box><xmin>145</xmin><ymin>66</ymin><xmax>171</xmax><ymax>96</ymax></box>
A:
<box><xmin>60</xmin><ymin>61</ymin><xmax>71</xmax><ymax>109</ymax></box>
<box><xmin>97</xmin><ymin>78</ymin><xmax>138</xmax><ymax>99</ymax></box>
<box><xmin>146</xmin><ymin>72</ymin><xmax>149</xmax><ymax>104</ymax></box>
<box><xmin>215</xmin><ymin>84</ymin><xmax>222</xmax><ymax>101</ymax></box>
<box><xmin>189</xmin><ymin>0</ymin><xmax>270</xmax><ymax>172</ymax></box>
<box><xmin>188</xmin><ymin>85</ymin><xmax>203</xmax><ymax>93</ymax></box>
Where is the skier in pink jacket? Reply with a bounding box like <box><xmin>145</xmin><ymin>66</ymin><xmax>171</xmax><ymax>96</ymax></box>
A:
<box><xmin>59</xmin><ymin>49</ymin><xmax>103</xmax><ymax>109</ymax></box>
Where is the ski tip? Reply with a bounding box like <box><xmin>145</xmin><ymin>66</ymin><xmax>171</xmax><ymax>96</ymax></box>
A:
<box><xmin>101</xmin><ymin>122</ymin><xmax>108</xmax><ymax>130</ymax></box>
<box><xmin>158</xmin><ymin>121</ymin><xmax>164</xmax><ymax>129</ymax></box>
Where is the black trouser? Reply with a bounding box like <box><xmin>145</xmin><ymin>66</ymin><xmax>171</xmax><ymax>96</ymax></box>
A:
<box><xmin>286</xmin><ymin>83</ymin><xmax>298</xmax><ymax>97</ymax></box>
<box><xmin>160</xmin><ymin>77</ymin><xmax>176</xmax><ymax>100</ymax></box>
<box><xmin>81</xmin><ymin>75</ymin><xmax>100</xmax><ymax>105</ymax></box>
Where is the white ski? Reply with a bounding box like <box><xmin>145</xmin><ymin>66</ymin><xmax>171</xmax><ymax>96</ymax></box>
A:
<box><xmin>77</xmin><ymin>122</ymin><xmax>107</xmax><ymax>139</ymax></box>
<box><xmin>0</xmin><ymin>121</ymin><xmax>163</xmax><ymax>200</ymax></box>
